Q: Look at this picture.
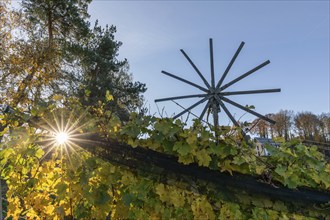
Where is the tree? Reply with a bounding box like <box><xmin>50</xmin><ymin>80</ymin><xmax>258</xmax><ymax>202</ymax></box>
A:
<box><xmin>270</xmin><ymin>110</ymin><xmax>293</xmax><ymax>141</ymax></box>
<box><xmin>0</xmin><ymin>0</ymin><xmax>11</xmax><ymax>61</ymax></box>
<box><xmin>319</xmin><ymin>113</ymin><xmax>330</xmax><ymax>142</ymax></box>
<box><xmin>20</xmin><ymin>0</ymin><xmax>93</xmax><ymax>100</ymax></box>
<box><xmin>0</xmin><ymin>0</ymin><xmax>90</xmax><ymax>109</ymax></box>
<box><xmin>21</xmin><ymin>0</ymin><xmax>91</xmax><ymax>47</ymax></box>
<box><xmin>294</xmin><ymin>111</ymin><xmax>321</xmax><ymax>141</ymax></box>
<box><xmin>250</xmin><ymin>118</ymin><xmax>269</xmax><ymax>138</ymax></box>
<box><xmin>0</xmin><ymin>0</ymin><xmax>146</xmax><ymax>120</ymax></box>
<box><xmin>75</xmin><ymin>21</ymin><xmax>147</xmax><ymax>121</ymax></box>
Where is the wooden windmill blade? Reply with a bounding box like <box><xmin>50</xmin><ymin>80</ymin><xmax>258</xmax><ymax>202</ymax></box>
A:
<box><xmin>155</xmin><ymin>38</ymin><xmax>281</xmax><ymax>133</ymax></box>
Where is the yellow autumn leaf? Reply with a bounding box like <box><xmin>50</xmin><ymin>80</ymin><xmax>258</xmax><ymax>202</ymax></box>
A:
<box><xmin>53</xmin><ymin>94</ymin><xmax>63</xmax><ymax>101</ymax></box>
<box><xmin>169</xmin><ymin>189</ymin><xmax>185</xmax><ymax>207</ymax></box>
<box><xmin>106</xmin><ymin>90</ymin><xmax>113</xmax><ymax>101</ymax></box>
<box><xmin>45</xmin><ymin>205</ymin><xmax>55</xmax><ymax>214</ymax></box>
<box><xmin>155</xmin><ymin>183</ymin><xmax>169</xmax><ymax>203</ymax></box>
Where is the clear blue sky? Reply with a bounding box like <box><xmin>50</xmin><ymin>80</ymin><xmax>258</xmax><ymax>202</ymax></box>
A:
<box><xmin>34</xmin><ymin>1</ymin><xmax>330</xmax><ymax>124</ymax></box>
<box><xmin>88</xmin><ymin>1</ymin><xmax>329</xmax><ymax>124</ymax></box>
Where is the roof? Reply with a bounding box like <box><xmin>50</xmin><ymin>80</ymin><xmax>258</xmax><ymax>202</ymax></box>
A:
<box><xmin>254</xmin><ymin>137</ymin><xmax>275</xmax><ymax>144</ymax></box>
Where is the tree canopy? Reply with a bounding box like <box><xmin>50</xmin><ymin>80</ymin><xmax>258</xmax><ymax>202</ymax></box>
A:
<box><xmin>0</xmin><ymin>0</ymin><xmax>146</xmax><ymax>119</ymax></box>
<box><xmin>250</xmin><ymin>110</ymin><xmax>330</xmax><ymax>143</ymax></box>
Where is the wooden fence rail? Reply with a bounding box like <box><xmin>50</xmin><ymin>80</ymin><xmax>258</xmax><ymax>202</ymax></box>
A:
<box><xmin>77</xmin><ymin>135</ymin><xmax>330</xmax><ymax>208</ymax></box>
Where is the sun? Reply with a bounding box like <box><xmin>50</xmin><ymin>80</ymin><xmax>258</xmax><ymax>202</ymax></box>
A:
<box><xmin>55</xmin><ymin>131</ymin><xmax>70</xmax><ymax>145</ymax></box>
<box><xmin>39</xmin><ymin>108</ymin><xmax>92</xmax><ymax>160</ymax></box>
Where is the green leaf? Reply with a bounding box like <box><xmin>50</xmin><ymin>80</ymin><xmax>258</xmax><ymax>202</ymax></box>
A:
<box><xmin>95</xmin><ymin>191</ymin><xmax>111</xmax><ymax>205</ymax></box>
<box><xmin>122</xmin><ymin>193</ymin><xmax>133</xmax><ymax>206</ymax></box>
<box><xmin>127</xmin><ymin>138</ymin><xmax>138</xmax><ymax>148</ymax></box>
<box><xmin>210</xmin><ymin>145</ymin><xmax>222</xmax><ymax>156</ymax></box>
<box><xmin>195</xmin><ymin>149</ymin><xmax>211</xmax><ymax>167</ymax></box>
<box><xmin>86</xmin><ymin>157</ymin><xmax>98</xmax><ymax>169</ymax></box>
<box><xmin>169</xmin><ymin>190</ymin><xmax>185</xmax><ymax>207</ymax></box>
<box><xmin>56</xmin><ymin>183</ymin><xmax>67</xmax><ymax>195</ymax></box>
<box><xmin>173</xmin><ymin>142</ymin><xmax>191</xmax><ymax>156</ymax></box>
<box><xmin>208</xmin><ymin>156</ymin><xmax>219</xmax><ymax>170</ymax></box>
<box><xmin>186</xmin><ymin>135</ymin><xmax>197</xmax><ymax>145</ymax></box>
<box><xmin>220</xmin><ymin>145</ymin><xmax>238</xmax><ymax>158</ymax></box>
<box><xmin>178</xmin><ymin>154</ymin><xmax>194</xmax><ymax>165</ymax></box>
<box><xmin>85</xmin><ymin>89</ymin><xmax>91</xmax><ymax>97</ymax></box>
<box><xmin>163</xmin><ymin>140</ymin><xmax>174</xmax><ymax>152</ymax></box>
<box><xmin>285</xmin><ymin>174</ymin><xmax>300</xmax><ymax>188</ymax></box>
<box><xmin>221</xmin><ymin>160</ymin><xmax>234</xmax><ymax>175</ymax></box>
<box><xmin>275</xmin><ymin>165</ymin><xmax>287</xmax><ymax>177</ymax></box>
<box><xmin>232</xmin><ymin>156</ymin><xmax>246</xmax><ymax>166</ymax></box>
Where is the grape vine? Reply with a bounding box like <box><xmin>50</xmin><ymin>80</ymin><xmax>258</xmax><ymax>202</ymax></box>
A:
<box><xmin>0</xmin><ymin>101</ymin><xmax>329</xmax><ymax>219</ymax></box>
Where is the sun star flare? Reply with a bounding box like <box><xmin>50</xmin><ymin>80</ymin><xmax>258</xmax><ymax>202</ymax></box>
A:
<box><xmin>55</xmin><ymin>131</ymin><xmax>70</xmax><ymax>145</ymax></box>
<box><xmin>38</xmin><ymin>109</ymin><xmax>94</xmax><ymax>162</ymax></box>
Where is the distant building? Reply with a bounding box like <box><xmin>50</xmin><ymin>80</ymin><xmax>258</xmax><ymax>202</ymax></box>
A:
<box><xmin>254</xmin><ymin>137</ymin><xmax>280</xmax><ymax>156</ymax></box>
<box><xmin>325</xmin><ymin>133</ymin><xmax>330</xmax><ymax>142</ymax></box>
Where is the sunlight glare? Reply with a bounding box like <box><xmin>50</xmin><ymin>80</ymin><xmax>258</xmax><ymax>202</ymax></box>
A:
<box><xmin>39</xmin><ymin>109</ymin><xmax>93</xmax><ymax>162</ymax></box>
<box><xmin>56</xmin><ymin>132</ymin><xmax>69</xmax><ymax>145</ymax></box>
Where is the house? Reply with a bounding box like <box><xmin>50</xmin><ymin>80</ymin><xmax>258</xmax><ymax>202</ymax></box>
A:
<box><xmin>254</xmin><ymin>137</ymin><xmax>280</xmax><ymax>156</ymax></box>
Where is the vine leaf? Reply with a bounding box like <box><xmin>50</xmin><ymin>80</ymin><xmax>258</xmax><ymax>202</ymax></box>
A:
<box><xmin>173</xmin><ymin>142</ymin><xmax>191</xmax><ymax>156</ymax></box>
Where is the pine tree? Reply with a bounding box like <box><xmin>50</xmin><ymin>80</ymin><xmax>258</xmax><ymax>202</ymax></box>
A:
<box><xmin>75</xmin><ymin>21</ymin><xmax>147</xmax><ymax>121</ymax></box>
